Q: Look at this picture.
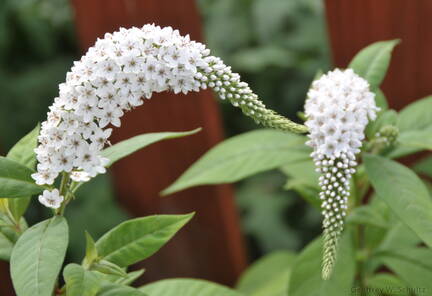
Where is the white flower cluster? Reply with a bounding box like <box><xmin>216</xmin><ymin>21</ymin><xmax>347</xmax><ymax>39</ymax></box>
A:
<box><xmin>32</xmin><ymin>24</ymin><xmax>308</xmax><ymax>209</ymax></box>
<box><xmin>32</xmin><ymin>24</ymin><xmax>211</xmax><ymax>188</ymax></box>
<box><xmin>304</xmin><ymin>69</ymin><xmax>378</xmax><ymax>279</ymax></box>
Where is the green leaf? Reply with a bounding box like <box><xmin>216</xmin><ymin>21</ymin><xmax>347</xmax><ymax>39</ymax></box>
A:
<box><xmin>0</xmin><ymin>228</ymin><xmax>14</xmax><ymax>261</ymax></box>
<box><xmin>140</xmin><ymin>278</ymin><xmax>243</xmax><ymax>296</ymax></box>
<box><xmin>366</xmin><ymin>273</ymin><xmax>406</xmax><ymax>292</ymax></box>
<box><xmin>389</xmin><ymin>96</ymin><xmax>432</xmax><ymax>157</ymax></box>
<box><xmin>364</xmin><ymin>154</ymin><xmax>432</xmax><ymax>249</ymax></box>
<box><xmin>287</xmin><ymin>230</ymin><xmax>356</xmax><ymax>296</ymax></box>
<box><xmin>115</xmin><ymin>269</ymin><xmax>145</xmax><ymax>285</ymax></box>
<box><xmin>96</xmin><ymin>213</ymin><xmax>193</xmax><ymax>267</ymax></box>
<box><xmin>7</xmin><ymin>124</ymin><xmax>40</xmax><ymax>169</ymax></box>
<box><xmin>346</xmin><ymin>205</ymin><xmax>388</xmax><ymax>228</ymax></box>
<box><xmin>348</xmin><ymin>40</ymin><xmax>399</xmax><ymax>89</ymax></box>
<box><xmin>378</xmin><ymin>222</ymin><xmax>421</xmax><ymax>253</ymax></box>
<box><xmin>0</xmin><ymin>156</ymin><xmax>44</xmax><ymax>198</ymax></box>
<box><xmin>281</xmin><ymin>158</ymin><xmax>321</xmax><ymax>209</ymax></box>
<box><xmin>102</xmin><ymin>129</ymin><xmax>201</xmax><ymax>167</ymax></box>
<box><xmin>374</xmin><ymin>88</ymin><xmax>388</xmax><ymax>110</ymax></box>
<box><xmin>163</xmin><ymin>130</ymin><xmax>309</xmax><ymax>195</ymax></box>
<box><xmin>63</xmin><ymin>263</ymin><xmax>101</xmax><ymax>296</ymax></box>
<box><xmin>83</xmin><ymin>231</ymin><xmax>98</xmax><ymax>268</ymax></box>
<box><xmin>397</xmin><ymin>129</ymin><xmax>432</xmax><ymax>150</ymax></box>
<box><xmin>92</xmin><ymin>268</ymin><xmax>145</xmax><ymax>286</ymax></box>
<box><xmin>0</xmin><ymin>213</ymin><xmax>27</xmax><ymax>261</ymax></box>
<box><xmin>414</xmin><ymin>155</ymin><xmax>432</xmax><ymax>178</ymax></box>
<box><xmin>398</xmin><ymin>96</ymin><xmax>432</xmax><ymax>132</ymax></box>
<box><xmin>365</xmin><ymin>109</ymin><xmax>397</xmax><ymax>140</ymax></box>
<box><xmin>280</xmin><ymin>158</ymin><xmax>318</xmax><ymax>189</ymax></box>
<box><xmin>378</xmin><ymin>248</ymin><xmax>432</xmax><ymax>292</ymax></box>
<box><xmin>5</xmin><ymin>124</ymin><xmax>40</xmax><ymax>221</ymax></box>
<box><xmin>236</xmin><ymin>251</ymin><xmax>296</xmax><ymax>296</ymax></box>
<box><xmin>388</xmin><ymin>98</ymin><xmax>432</xmax><ymax>160</ymax></box>
<box><xmin>98</xmin><ymin>283</ymin><xmax>147</xmax><ymax>296</ymax></box>
<box><xmin>10</xmin><ymin>216</ymin><xmax>68</xmax><ymax>296</ymax></box>
<box><xmin>91</xmin><ymin>260</ymin><xmax>126</xmax><ymax>277</ymax></box>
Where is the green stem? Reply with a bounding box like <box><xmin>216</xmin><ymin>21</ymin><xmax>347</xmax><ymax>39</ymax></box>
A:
<box><xmin>55</xmin><ymin>173</ymin><xmax>70</xmax><ymax>216</ymax></box>
<box><xmin>353</xmin><ymin>169</ymin><xmax>367</xmax><ymax>292</ymax></box>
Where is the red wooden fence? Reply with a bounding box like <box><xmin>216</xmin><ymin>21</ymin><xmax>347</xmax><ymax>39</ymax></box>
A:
<box><xmin>325</xmin><ymin>0</ymin><xmax>432</xmax><ymax>110</ymax></box>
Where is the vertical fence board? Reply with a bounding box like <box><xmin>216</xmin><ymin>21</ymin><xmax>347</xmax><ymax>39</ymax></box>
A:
<box><xmin>70</xmin><ymin>0</ymin><xmax>247</xmax><ymax>286</ymax></box>
<box><xmin>325</xmin><ymin>0</ymin><xmax>432</xmax><ymax>110</ymax></box>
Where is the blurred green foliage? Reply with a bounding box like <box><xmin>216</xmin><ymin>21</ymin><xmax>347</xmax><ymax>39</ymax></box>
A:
<box><xmin>0</xmin><ymin>0</ymin><xmax>76</xmax><ymax>150</ymax></box>
<box><xmin>199</xmin><ymin>0</ymin><xmax>330</xmax><ymax>135</ymax></box>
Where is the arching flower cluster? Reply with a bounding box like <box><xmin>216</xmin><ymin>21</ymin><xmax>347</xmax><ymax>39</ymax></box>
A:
<box><xmin>32</xmin><ymin>24</ymin><xmax>306</xmax><ymax>209</ymax></box>
<box><xmin>304</xmin><ymin>69</ymin><xmax>378</xmax><ymax>279</ymax></box>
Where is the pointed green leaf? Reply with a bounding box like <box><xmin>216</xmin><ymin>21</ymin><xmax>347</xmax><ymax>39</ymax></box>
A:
<box><xmin>398</xmin><ymin>96</ymin><xmax>432</xmax><ymax>132</ymax></box>
<box><xmin>5</xmin><ymin>124</ymin><xmax>40</xmax><ymax>221</ymax></box>
<box><xmin>7</xmin><ymin>124</ymin><xmax>40</xmax><ymax>169</ymax></box>
<box><xmin>366</xmin><ymin>273</ymin><xmax>406</xmax><ymax>292</ymax></box>
<box><xmin>397</xmin><ymin>129</ymin><xmax>432</xmax><ymax>150</ymax></box>
<box><xmin>389</xmin><ymin>96</ymin><xmax>432</xmax><ymax>157</ymax></box>
<box><xmin>374</xmin><ymin>89</ymin><xmax>388</xmax><ymax>110</ymax></box>
<box><xmin>64</xmin><ymin>263</ymin><xmax>101</xmax><ymax>296</ymax></box>
<box><xmin>163</xmin><ymin>130</ymin><xmax>309</xmax><ymax>195</ymax></box>
<box><xmin>349</xmin><ymin>40</ymin><xmax>399</xmax><ymax>89</ymax></box>
<box><xmin>414</xmin><ymin>155</ymin><xmax>432</xmax><ymax>178</ymax></box>
<box><xmin>98</xmin><ymin>284</ymin><xmax>148</xmax><ymax>296</ymax></box>
<box><xmin>140</xmin><ymin>279</ymin><xmax>243</xmax><ymax>296</ymax></box>
<box><xmin>102</xmin><ymin>128</ymin><xmax>201</xmax><ymax>167</ymax></box>
<box><xmin>91</xmin><ymin>260</ymin><xmax>126</xmax><ymax>277</ymax></box>
<box><xmin>0</xmin><ymin>214</ymin><xmax>28</xmax><ymax>260</ymax></box>
<box><xmin>115</xmin><ymin>269</ymin><xmax>145</xmax><ymax>285</ymax></box>
<box><xmin>0</xmin><ymin>156</ymin><xmax>44</xmax><ymax>198</ymax></box>
<box><xmin>365</xmin><ymin>109</ymin><xmax>397</xmax><ymax>140</ymax></box>
<box><xmin>364</xmin><ymin>154</ymin><xmax>432</xmax><ymax>249</ymax></box>
<box><xmin>287</xmin><ymin>230</ymin><xmax>356</xmax><ymax>296</ymax></box>
<box><xmin>0</xmin><ymin>229</ymin><xmax>14</xmax><ymax>261</ymax></box>
<box><xmin>347</xmin><ymin>205</ymin><xmax>388</xmax><ymax>228</ymax></box>
<box><xmin>96</xmin><ymin>213</ymin><xmax>193</xmax><ymax>267</ymax></box>
<box><xmin>378</xmin><ymin>222</ymin><xmax>421</xmax><ymax>253</ymax></box>
<box><xmin>83</xmin><ymin>231</ymin><xmax>98</xmax><ymax>267</ymax></box>
<box><xmin>10</xmin><ymin>216</ymin><xmax>68</xmax><ymax>296</ymax></box>
<box><xmin>236</xmin><ymin>251</ymin><xmax>296</xmax><ymax>296</ymax></box>
<box><xmin>378</xmin><ymin>248</ymin><xmax>432</xmax><ymax>292</ymax></box>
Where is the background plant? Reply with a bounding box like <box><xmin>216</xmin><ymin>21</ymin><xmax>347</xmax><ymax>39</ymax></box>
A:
<box><xmin>165</xmin><ymin>40</ymin><xmax>432</xmax><ymax>295</ymax></box>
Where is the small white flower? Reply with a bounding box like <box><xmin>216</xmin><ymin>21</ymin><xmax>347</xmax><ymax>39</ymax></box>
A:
<box><xmin>38</xmin><ymin>189</ymin><xmax>64</xmax><ymax>209</ymax></box>
<box><xmin>32</xmin><ymin>168</ymin><xmax>57</xmax><ymax>185</ymax></box>
<box><xmin>96</xmin><ymin>60</ymin><xmax>120</xmax><ymax>81</ymax></box>
<box><xmin>70</xmin><ymin>171</ymin><xmax>91</xmax><ymax>182</ymax></box>
<box><xmin>98</xmin><ymin>105</ymin><xmax>123</xmax><ymax>128</ymax></box>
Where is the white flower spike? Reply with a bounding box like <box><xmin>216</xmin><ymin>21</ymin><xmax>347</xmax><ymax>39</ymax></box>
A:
<box><xmin>33</xmin><ymin>24</ymin><xmax>307</xmax><ymax>209</ymax></box>
<box><xmin>305</xmin><ymin>69</ymin><xmax>378</xmax><ymax>279</ymax></box>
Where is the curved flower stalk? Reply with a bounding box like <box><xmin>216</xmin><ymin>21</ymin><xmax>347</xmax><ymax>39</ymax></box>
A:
<box><xmin>31</xmin><ymin>24</ymin><xmax>306</xmax><ymax>209</ymax></box>
<box><xmin>305</xmin><ymin>69</ymin><xmax>378</xmax><ymax>279</ymax></box>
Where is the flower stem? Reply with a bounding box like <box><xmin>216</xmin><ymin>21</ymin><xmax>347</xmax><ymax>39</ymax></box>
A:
<box><xmin>55</xmin><ymin>173</ymin><xmax>70</xmax><ymax>216</ymax></box>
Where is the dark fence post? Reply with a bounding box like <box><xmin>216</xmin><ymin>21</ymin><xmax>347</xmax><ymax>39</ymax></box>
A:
<box><xmin>70</xmin><ymin>0</ymin><xmax>247</xmax><ymax>286</ymax></box>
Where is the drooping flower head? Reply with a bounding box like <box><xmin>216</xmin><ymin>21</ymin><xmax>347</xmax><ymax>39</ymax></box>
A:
<box><xmin>32</xmin><ymin>24</ymin><xmax>307</xmax><ymax>208</ymax></box>
<box><xmin>305</xmin><ymin>69</ymin><xmax>378</xmax><ymax>279</ymax></box>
